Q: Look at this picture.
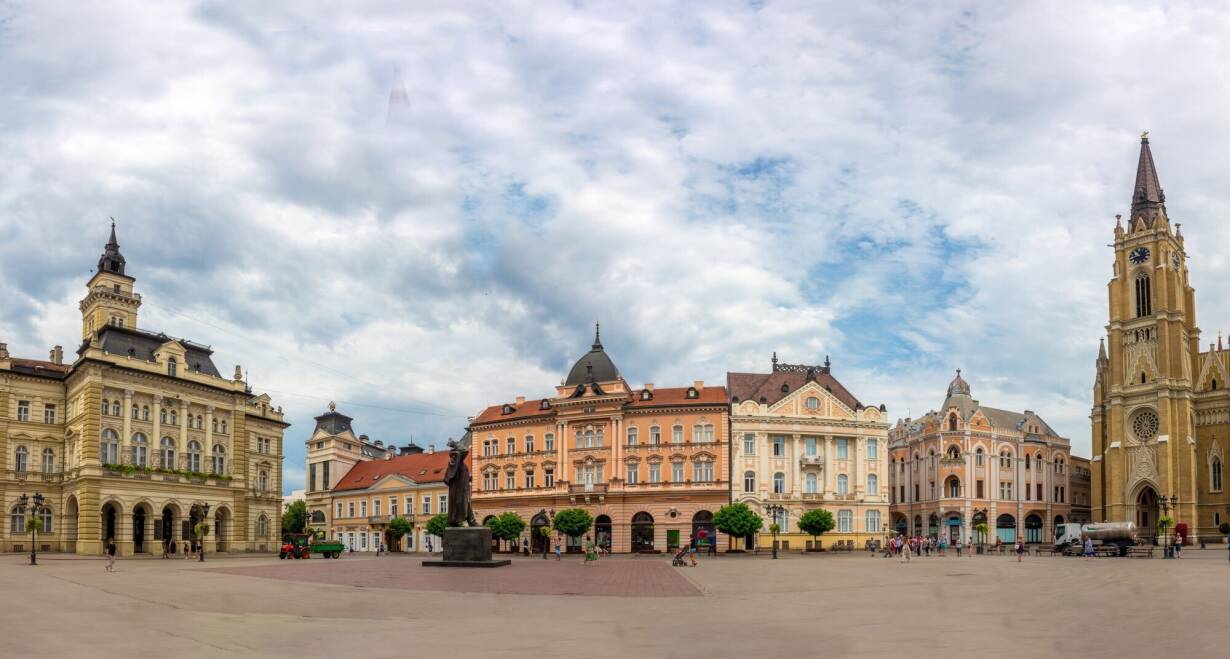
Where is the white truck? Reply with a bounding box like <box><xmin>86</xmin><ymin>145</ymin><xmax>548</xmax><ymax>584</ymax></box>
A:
<box><xmin>1054</xmin><ymin>522</ymin><xmax>1138</xmax><ymax>554</ymax></box>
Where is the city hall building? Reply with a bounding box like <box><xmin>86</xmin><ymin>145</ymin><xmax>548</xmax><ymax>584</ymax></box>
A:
<box><xmin>1</xmin><ymin>226</ymin><xmax>287</xmax><ymax>555</ymax></box>
<box><xmin>470</xmin><ymin>327</ymin><xmax>730</xmax><ymax>553</ymax></box>
<box><xmin>888</xmin><ymin>370</ymin><xmax>1074</xmax><ymax>545</ymax></box>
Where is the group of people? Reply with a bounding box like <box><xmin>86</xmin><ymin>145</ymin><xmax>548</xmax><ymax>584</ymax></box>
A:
<box><xmin>886</xmin><ymin>534</ymin><xmax>1032</xmax><ymax>561</ymax></box>
<box><xmin>161</xmin><ymin>538</ymin><xmax>200</xmax><ymax>559</ymax></box>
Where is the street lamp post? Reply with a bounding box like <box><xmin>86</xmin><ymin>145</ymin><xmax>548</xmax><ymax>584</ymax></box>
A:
<box><xmin>1158</xmin><ymin>495</ymin><xmax>1177</xmax><ymax>559</ymax></box>
<box><xmin>764</xmin><ymin>504</ymin><xmax>785</xmax><ymax>560</ymax></box>
<box><xmin>17</xmin><ymin>493</ymin><xmax>46</xmax><ymax>566</ymax></box>
<box><xmin>199</xmin><ymin>503</ymin><xmax>211</xmax><ymax>562</ymax></box>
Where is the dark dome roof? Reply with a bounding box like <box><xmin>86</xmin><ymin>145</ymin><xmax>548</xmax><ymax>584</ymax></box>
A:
<box><xmin>946</xmin><ymin>368</ymin><xmax>971</xmax><ymax>397</ymax></box>
<box><xmin>564</xmin><ymin>324</ymin><xmax>620</xmax><ymax>386</ymax></box>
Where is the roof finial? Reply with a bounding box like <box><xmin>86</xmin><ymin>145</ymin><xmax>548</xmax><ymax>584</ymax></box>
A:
<box><xmin>592</xmin><ymin>321</ymin><xmax>602</xmax><ymax>349</ymax></box>
<box><xmin>772</xmin><ymin>351</ymin><xmax>778</xmax><ymax>366</ymax></box>
<box><xmin>824</xmin><ymin>354</ymin><xmax>831</xmax><ymax>369</ymax></box>
<box><xmin>328</xmin><ymin>401</ymin><xmax>336</xmax><ymax>412</ymax></box>
<box><xmin>1141</xmin><ymin>130</ymin><xmax>1149</xmax><ymax>142</ymax></box>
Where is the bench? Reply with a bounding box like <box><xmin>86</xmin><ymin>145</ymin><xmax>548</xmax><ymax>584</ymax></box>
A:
<box><xmin>1035</xmin><ymin>547</ymin><xmax>1061</xmax><ymax>556</ymax></box>
<box><xmin>1126</xmin><ymin>546</ymin><xmax>1154</xmax><ymax>558</ymax></box>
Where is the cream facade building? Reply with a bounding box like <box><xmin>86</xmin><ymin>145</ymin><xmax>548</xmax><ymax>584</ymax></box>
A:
<box><xmin>1</xmin><ymin>226</ymin><xmax>287</xmax><ymax>556</ymax></box>
<box><xmin>729</xmin><ymin>355</ymin><xmax>890</xmax><ymax>550</ymax></box>
<box><xmin>303</xmin><ymin>403</ymin><xmax>448</xmax><ymax>552</ymax></box>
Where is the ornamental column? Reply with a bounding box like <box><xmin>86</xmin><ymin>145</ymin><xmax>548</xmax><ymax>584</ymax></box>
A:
<box><xmin>791</xmin><ymin>434</ymin><xmax>802</xmax><ymax>496</ymax></box>
<box><xmin>152</xmin><ymin>398</ymin><xmax>162</xmax><ymax>466</ymax></box>
<box><xmin>121</xmin><ymin>390</ymin><xmax>133</xmax><ymax>464</ymax></box>
<box><xmin>179</xmin><ymin>400</ymin><xmax>189</xmax><ymax>469</ymax></box>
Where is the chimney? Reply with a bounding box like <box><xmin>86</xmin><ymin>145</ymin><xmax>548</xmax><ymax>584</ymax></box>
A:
<box><xmin>400</xmin><ymin>442</ymin><xmax>423</xmax><ymax>456</ymax></box>
<box><xmin>515</xmin><ymin>395</ymin><xmax>525</xmax><ymax>405</ymax></box>
<box><xmin>0</xmin><ymin>342</ymin><xmax>8</xmax><ymax>359</ymax></box>
<box><xmin>644</xmin><ymin>383</ymin><xmax>654</xmax><ymax>392</ymax></box>
<box><xmin>233</xmin><ymin>364</ymin><xmax>243</xmax><ymax>381</ymax></box>
<box><xmin>427</xmin><ymin>444</ymin><xmax>435</xmax><ymax>454</ymax></box>
<box><xmin>692</xmin><ymin>380</ymin><xmax>704</xmax><ymax>390</ymax></box>
<box><xmin>374</xmin><ymin>440</ymin><xmax>383</xmax><ymax>447</ymax></box>
<box><xmin>50</xmin><ymin>345</ymin><xmax>63</xmax><ymax>365</ymax></box>
<box><xmin>359</xmin><ymin>434</ymin><xmax>369</xmax><ymax>443</ymax></box>
<box><xmin>384</xmin><ymin>452</ymin><xmax>392</xmax><ymax>461</ymax></box>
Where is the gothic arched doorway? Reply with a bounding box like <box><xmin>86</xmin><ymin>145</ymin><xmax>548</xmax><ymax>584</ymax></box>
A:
<box><xmin>1137</xmin><ymin>486</ymin><xmax>1159</xmax><ymax>542</ymax></box>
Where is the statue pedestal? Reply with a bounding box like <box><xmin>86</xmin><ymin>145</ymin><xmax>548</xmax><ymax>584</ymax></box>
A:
<box><xmin>422</xmin><ymin>527</ymin><xmax>510</xmax><ymax>568</ymax></box>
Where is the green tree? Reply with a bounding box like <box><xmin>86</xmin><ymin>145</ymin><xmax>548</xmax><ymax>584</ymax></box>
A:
<box><xmin>713</xmin><ymin>503</ymin><xmax>763</xmax><ymax>551</ymax></box>
<box><xmin>282</xmin><ymin>500</ymin><xmax>308</xmax><ymax>536</ymax></box>
<box><xmin>425</xmin><ymin>513</ymin><xmax>448</xmax><ymax>539</ymax></box>
<box><xmin>797</xmin><ymin>509</ymin><xmax>835</xmax><ymax>548</ymax></box>
<box><xmin>194</xmin><ymin>521</ymin><xmax>210</xmax><ymax>540</ymax></box>
<box><xmin>552</xmin><ymin>508</ymin><xmax>593</xmax><ymax>542</ymax></box>
<box><xmin>387</xmin><ymin>517</ymin><xmax>412</xmax><ymax>550</ymax></box>
<box><xmin>25</xmin><ymin>518</ymin><xmax>43</xmax><ymax>534</ymax></box>
<box><xmin>973</xmin><ymin>522</ymin><xmax>990</xmax><ymax>547</ymax></box>
<box><xmin>486</xmin><ymin>512</ymin><xmax>527</xmax><ymax>552</ymax></box>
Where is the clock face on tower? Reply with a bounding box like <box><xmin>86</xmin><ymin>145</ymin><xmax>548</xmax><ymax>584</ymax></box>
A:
<box><xmin>1130</xmin><ymin>247</ymin><xmax>1150</xmax><ymax>264</ymax></box>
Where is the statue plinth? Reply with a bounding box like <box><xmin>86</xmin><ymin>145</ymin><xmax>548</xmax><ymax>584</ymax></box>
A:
<box><xmin>422</xmin><ymin>527</ymin><xmax>510</xmax><ymax>568</ymax></box>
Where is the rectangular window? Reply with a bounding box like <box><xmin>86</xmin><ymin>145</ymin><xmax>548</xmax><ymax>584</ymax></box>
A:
<box><xmin>336</xmin><ymin>503</ymin><xmax>342</xmax><ymax>518</ymax></box>
<box><xmin>422</xmin><ymin>498</ymin><xmax>431</xmax><ymax>515</ymax></box>
<box><xmin>672</xmin><ymin>462</ymin><xmax>684</xmax><ymax>482</ymax></box>
<box><xmin>742</xmin><ymin>433</ymin><xmax>755</xmax><ymax>455</ymax></box>
<box><xmin>507</xmin><ymin>438</ymin><xmax>516</xmax><ymax>454</ymax></box>
<box><xmin>525</xmin><ymin>471</ymin><xmax>534</xmax><ymax>488</ymax></box>
<box><xmin>627</xmin><ymin>465</ymin><xmax>638</xmax><ymax>484</ymax></box>
<box><xmin>866</xmin><ymin>439</ymin><xmax>878</xmax><ymax>460</ymax></box>
<box><xmin>865</xmin><ymin>510</ymin><xmax>881</xmax><ymax>532</ymax></box>
<box><xmin>805</xmin><ymin>437</ymin><xmax>817</xmax><ymax>457</ymax></box>
<box><xmin>672</xmin><ymin>426</ymin><xmax>683</xmax><ymax>444</ymax></box>
<box><xmin>649</xmin><ymin>464</ymin><xmax>661</xmax><ymax>484</ymax></box>
<box><xmin>525</xmin><ymin>436</ymin><xmax>534</xmax><ymax>453</ymax></box>
<box><xmin>772</xmin><ymin>436</ymin><xmax>785</xmax><ymax>457</ymax></box>
<box><xmin>347</xmin><ymin>502</ymin><xmax>355</xmax><ymax>517</ymax></box>
<box><xmin>439</xmin><ymin>495</ymin><xmax>447</xmax><ymax>514</ymax></box>
<box><xmin>17</xmin><ymin>401</ymin><xmax>29</xmax><ymax>422</ymax></box>
<box><xmin>544</xmin><ymin>471</ymin><xmax>555</xmax><ymax>488</ymax></box>
<box><xmin>506</xmin><ymin>472</ymin><xmax>515</xmax><ymax>489</ymax></box>
<box><xmin>837</xmin><ymin>439</ymin><xmax>849</xmax><ymax>459</ymax></box>
<box><xmin>1036</xmin><ymin>483</ymin><xmax>1043</xmax><ymax>500</ymax></box>
<box><xmin>43</xmin><ymin>404</ymin><xmax>56</xmax><ymax>424</ymax></box>
<box><xmin>544</xmin><ymin>434</ymin><xmax>555</xmax><ymax>452</ymax></box>
<box><xmin>651</xmin><ymin>427</ymin><xmax>661</xmax><ymax>445</ymax></box>
<box><xmin>390</xmin><ymin>497</ymin><xmax>397</xmax><ymax>517</ymax></box>
<box><xmin>360</xmin><ymin>501</ymin><xmax>367</xmax><ymax>517</ymax></box>
<box><xmin>374</xmin><ymin>499</ymin><xmax>381</xmax><ymax>517</ymax></box>
<box><xmin>976</xmin><ymin>480</ymin><xmax>984</xmax><ymax>498</ymax></box>
<box><xmin>361</xmin><ymin>533</ymin><xmax>368</xmax><ymax>549</ymax></box>
<box><xmin>309</xmin><ymin>463</ymin><xmax>317</xmax><ymax>492</ymax></box>
<box><xmin>323</xmin><ymin>462</ymin><xmax>330</xmax><ymax>490</ymax></box>
<box><xmin>914</xmin><ymin>484</ymin><xmax>920</xmax><ymax>501</ymax></box>
<box><xmin>837</xmin><ymin>510</ymin><xmax>852</xmax><ymax>533</ymax></box>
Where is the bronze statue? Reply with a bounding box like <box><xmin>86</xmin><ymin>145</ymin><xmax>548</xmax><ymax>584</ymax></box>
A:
<box><xmin>443</xmin><ymin>434</ymin><xmax>477</xmax><ymax>527</ymax></box>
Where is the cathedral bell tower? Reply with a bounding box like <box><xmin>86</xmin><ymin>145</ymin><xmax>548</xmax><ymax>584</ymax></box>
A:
<box><xmin>79</xmin><ymin>221</ymin><xmax>141</xmax><ymax>338</ymax></box>
<box><xmin>1091</xmin><ymin>134</ymin><xmax>1200</xmax><ymax>533</ymax></box>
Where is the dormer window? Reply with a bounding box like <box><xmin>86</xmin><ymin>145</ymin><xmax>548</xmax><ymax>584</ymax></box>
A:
<box><xmin>780</xmin><ymin>384</ymin><xmax>789</xmax><ymax>393</ymax></box>
<box><xmin>539</xmin><ymin>399</ymin><xmax>550</xmax><ymax>410</ymax></box>
<box><xmin>686</xmin><ymin>387</ymin><xmax>698</xmax><ymax>399</ymax></box>
<box><xmin>501</xmin><ymin>404</ymin><xmax>514</xmax><ymax>415</ymax></box>
<box><xmin>641</xmin><ymin>390</ymin><xmax>653</xmax><ymax>401</ymax></box>
<box><xmin>168</xmin><ymin>357</ymin><xmax>177</xmax><ymax>378</ymax></box>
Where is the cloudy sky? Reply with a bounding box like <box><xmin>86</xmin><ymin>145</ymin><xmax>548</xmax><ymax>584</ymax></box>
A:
<box><xmin>5</xmin><ymin>1</ymin><xmax>1230</xmax><ymax>493</ymax></box>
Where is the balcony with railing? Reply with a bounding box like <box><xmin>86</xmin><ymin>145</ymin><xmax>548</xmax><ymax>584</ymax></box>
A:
<box><xmin>800</xmin><ymin>456</ymin><xmax>824</xmax><ymax>467</ymax></box>
<box><xmin>568</xmin><ymin>483</ymin><xmax>609</xmax><ymax>495</ymax></box>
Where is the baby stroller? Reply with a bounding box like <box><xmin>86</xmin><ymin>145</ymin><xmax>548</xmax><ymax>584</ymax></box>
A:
<box><xmin>671</xmin><ymin>545</ymin><xmax>690</xmax><ymax>567</ymax></box>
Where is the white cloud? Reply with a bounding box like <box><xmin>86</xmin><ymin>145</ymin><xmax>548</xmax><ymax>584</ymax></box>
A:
<box><xmin>5</xmin><ymin>2</ymin><xmax>1230</xmax><ymax>493</ymax></box>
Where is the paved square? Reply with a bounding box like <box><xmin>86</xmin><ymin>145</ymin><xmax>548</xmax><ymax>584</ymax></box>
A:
<box><xmin>4</xmin><ymin>549</ymin><xmax>1228</xmax><ymax>658</ymax></box>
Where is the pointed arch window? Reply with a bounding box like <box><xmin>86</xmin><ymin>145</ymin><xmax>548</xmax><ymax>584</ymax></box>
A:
<box><xmin>1135</xmin><ymin>273</ymin><xmax>1152</xmax><ymax>317</ymax></box>
<box><xmin>1213</xmin><ymin>457</ymin><xmax>1223</xmax><ymax>492</ymax></box>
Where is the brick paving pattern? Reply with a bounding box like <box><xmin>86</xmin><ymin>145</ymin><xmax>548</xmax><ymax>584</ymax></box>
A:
<box><xmin>208</xmin><ymin>554</ymin><xmax>703</xmax><ymax>597</ymax></box>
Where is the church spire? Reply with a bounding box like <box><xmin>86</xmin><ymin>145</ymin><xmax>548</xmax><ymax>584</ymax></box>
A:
<box><xmin>1130</xmin><ymin>131</ymin><xmax>1166</xmax><ymax>230</ymax></box>
<box><xmin>97</xmin><ymin>218</ymin><xmax>127</xmax><ymax>276</ymax></box>
<box><xmin>592</xmin><ymin>321</ymin><xmax>602</xmax><ymax>350</ymax></box>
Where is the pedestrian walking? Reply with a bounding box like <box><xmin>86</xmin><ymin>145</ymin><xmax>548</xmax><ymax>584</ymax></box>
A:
<box><xmin>184</xmin><ymin>540</ymin><xmax>192</xmax><ymax>560</ymax></box>
<box><xmin>554</xmin><ymin>538</ymin><xmax>562</xmax><ymax>561</ymax></box>
<box><xmin>1015</xmin><ymin>539</ymin><xmax>1025</xmax><ymax>562</ymax></box>
<box><xmin>1174</xmin><ymin>534</ymin><xmax>1183</xmax><ymax>558</ymax></box>
<box><xmin>582</xmin><ymin>535</ymin><xmax>598</xmax><ymax>565</ymax></box>
<box><xmin>105</xmin><ymin>538</ymin><xmax>117</xmax><ymax>572</ymax></box>
<box><xmin>426</xmin><ymin>538</ymin><xmax>433</xmax><ymax>554</ymax></box>
<box><xmin>1083</xmin><ymin>537</ymin><xmax>1094</xmax><ymax>560</ymax></box>
<box><xmin>522</xmin><ymin>538</ymin><xmax>530</xmax><ymax>556</ymax></box>
<box><xmin>968</xmin><ymin>539</ymin><xmax>974</xmax><ymax>557</ymax></box>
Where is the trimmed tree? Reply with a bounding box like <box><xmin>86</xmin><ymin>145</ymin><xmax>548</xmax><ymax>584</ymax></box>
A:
<box><xmin>425</xmin><ymin>513</ymin><xmax>448</xmax><ymax>539</ymax></box>
<box><xmin>1219</xmin><ymin>522</ymin><xmax>1230</xmax><ymax>535</ymax></box>
<box><xmin>282</xmin><ymin>500</ymin><xmax>308</xmax><ymax>536</ymax></box>
<box><xmin>797</xmin><ymin>509</ymin><xmax>835</xmax><ymax>549</ymax></box>
<box><xmin>973</xmin><ymin>522</ymin><xmax>990</xmax><ymax>548</ymax></box>
<box><xmin>552</xmin><ymin>508</ymin><xmax>593</xmax><ymax>547</ymax></box>
<box><xmin>714</xmin><ymin>502</ymin><xmax>763</xmax><ymax>552</ymax></box>
<box><xmin>387</xmin><ymin>516</ymin><xmax>412</xmax><ymax>551</ymax></box>
<box><xmin>486</xmin><ymin>512</ymin><xmax>527</xmax><ymax>552</ymax></box>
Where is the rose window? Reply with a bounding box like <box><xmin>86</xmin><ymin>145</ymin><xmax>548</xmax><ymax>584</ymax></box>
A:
<box><xmin>1132</xmin><ymin>410</ymin><xmax>1159</xmax><ymax>442</ymax></box>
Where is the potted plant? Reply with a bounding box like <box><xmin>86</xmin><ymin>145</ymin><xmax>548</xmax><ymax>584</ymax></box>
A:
<box><xmin>973</xmin><ymin>522</ymin><xmax>990</xmax><ymax>554</ymax></box>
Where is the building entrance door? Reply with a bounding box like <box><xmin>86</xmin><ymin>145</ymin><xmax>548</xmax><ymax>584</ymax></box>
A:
<box><xmin>133</xmin><ymin>508</ymin><xmax>146</xmax><ymax>553</ymax></box>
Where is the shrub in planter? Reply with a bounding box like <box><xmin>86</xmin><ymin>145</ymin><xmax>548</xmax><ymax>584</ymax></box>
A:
<box><xmin>1219</xmin><ymin>522</ymin><xmax>1230</xmax><ymax>535</ymax></box>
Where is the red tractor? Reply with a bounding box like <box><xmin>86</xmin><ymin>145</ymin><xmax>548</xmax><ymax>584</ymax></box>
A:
<box><xmin>279</xmin><ymin>533</ymin><xmax>312</xmax><ymax>559</ymax></box>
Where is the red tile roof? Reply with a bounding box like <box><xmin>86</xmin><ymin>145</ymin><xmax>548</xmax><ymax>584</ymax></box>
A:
<box><xmin>7</xmin><ymin>358</ymin><xmax>71</xmax><ymax>377</ymax></box>
<box><xmin>727</xmin><ymin>371</ymin><xmax>862</xmax><ymax>411</ymax></box>
<box><xmin>472</xmin><ymin>398</ymin><xmax>556</xmax><ymax>425</ymax></box>
<box><xmin>331</xmin><ymin>451</ymin><xmax>460</xmax><ymax>492</ymax></box>
<box><xmin>625</xmin><ymin>386</ymin><xmax>728</xmax><ymax>407</ymax></box>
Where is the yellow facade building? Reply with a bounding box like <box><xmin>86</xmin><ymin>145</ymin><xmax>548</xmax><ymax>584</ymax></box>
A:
<box><xmin>729</xmin><ymin>355</ymin><xmax>890</xmax><ymax>551</ymax></box>
<box><xmin>1</xmin><ymin>225</ymin><xmax>287</xmax><ymax>555</ymax></box>
<box><xmin>303</xmin><ymin>403</ymin><xmax>449</xmax><ymax>552</ymax></box>
<box><xmin>1091</xmin><ymin>135</ymin><xmax>1230</xmax><ymax>543</ymax></box>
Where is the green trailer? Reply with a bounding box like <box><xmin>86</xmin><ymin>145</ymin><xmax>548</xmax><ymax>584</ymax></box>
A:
<box><xmin>280</xmin><ymin>533</ymin><xmax>345</xmax><ymax>559</ymax></box>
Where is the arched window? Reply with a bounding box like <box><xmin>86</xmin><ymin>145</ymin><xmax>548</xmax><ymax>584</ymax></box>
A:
<box><xmin>627</xmin><ymin>427</ymin><xmax>638</xmax><ymax>445</ymax></box>
<box><xmin>866</xmin><ymin>438</ymin><xmax>878</xmax><ymax>459</ymax></box>
<box><xmin>160</xmin><ymin>408</ymin><xmax>167</xmax><ymax>424</ymax></box>
<box><xmin>100</xmin><ymin>429</ymin><xmax>119</xmax><ymax>464</ymax></box>
<box><xmin>170</xmin><ymin>411</ymin><xmax>178</xmax><ymax>426</ymax></box>
<box><xmin>130</xmin><ymin>432</ymin><xmax>148</xmax><ymax>467</ymax></box>
<box><xmin>1025</xmin><ymin>454</ymin><xmax>1031</xmax><ymax>470</ymax></box>
<box><xmin>101</xmin><ymin>399</ymin><xmax>110</xmax><ymax>416</ymax></box>
<box><xmin>196</xmin><ymin>415</ymin><xmax>204</xmax><ymax>430</ymax></box>
<box><xmin>837</xmin><ymin>510</ymin><xmax>853</xmax><ymax>533</ymax></box>
<box><xmin>672</xmin><ymin>425</ymin><xmax>683</xmax><ymax>444</ymax></box>
<box><xmin>131</xmin><ymin>404</ymin><xmax>139</xmax><ymax>419</ymax></box>
<box><xmin>212</xmin><ymin>445</ymin><xmax>225</xmax><ymax>475</ymax></box>
<box><xmin>40</xmin><ymin>506</ymin><xmax>52</xmax><ymax>533</ymax></box>
<box><xmin>154</xmin><ymin>436</ymin><xmax>175</xmax><ymax>469</ymax></box>
<box><xmin>650</xmin><ymin>426</ymin><xmax>661</xmax><ymax>445</ymax></box>
<box><xmin>743</xmin><ymin>470</ymin><xmax>756</xmax><ymax>492</ymax></box>
<box><xmin>141</xmin><ymin>405</ymin><xmax>150</xmax><ymax>421</ymax></box>
<box><xmin>865</xmin><ymin>509</ymin><xmax>881</xmax><ymax>532</ymax></box>
<box><xmin>805</xmin><ymin>472</ymin><xmax>818</xmax><ymax>493</ymax></box>
<box><xmin>257</xmin><ymin>514</ymin><xmax>268</xmax><ymax>537</ymax></box>
<box><xmin>1213</xmin><ymin>457</ymin><xmax>1223</xmax><ymax>492</ymax></box>
<box><xmin>10</xmin><ymin>506</ymin><xmax>24</xmax><ymax>534</ymax></box>
<box><xmin>14</xmin><ymin>446</ymin><xmax>27</xmax><ymax>473</ymax></box>
<box><xmin>186</xmin><ymin>441</ymin><xmax>202</xmax><ymax>472</ymax></box>
<box><xmin>42</xmin><ymin>448</ymin><xmax>54</xmax><ymax>474</ymax></box>
<box><xmin>168</xmin><ymin>357</ymin><xmax>178</xmax><ymax>377</ymax></box>
<box><xmin>111</xmin><ymin>400</ymin><xmax>121</xmax><ymax>416</ymax></box>
<box><xmin>1000</xmin><ymin>451</ymin><xmax>1012</xmax><ymax>468</ymax></box>
<box><xmin>773</xmin><ymin>472</ymin><xmax>785</xmax><ymax>494</ymax></box>
<box><xmin>947</xmin><ymin>476</ymin><xmax>960</xmax><ymax>498</ymax></box>
<box><xmin>837</xmin><ymin>473</ymin><xmax>849</xmax><ymax>494</ymax></box>
<box><xmin>693</xmin><ymin>423</ymin><xmax>714</xmax><ymax>442</ymax></box>
<box><xmin>975</xmin><ymin>447</ymin><xmax>984</xmax><ymax>465</ymax></box>
<box><xmin>867</xmin><ymin>473</ymin><xmax>879</xmax><ymax>495</ymax></box>
<box><xmin>1135</xmin><ymin>273</ymin><xmax>1152</xmax><ymax>317</ymax></box>
<box><xmin>259</xmin><ymin>470</ymin><xmax>269</xmax><ymax>492</ymax></box>
<box><xmin>220</xmin><ymin>420</ymin><xmax>227</xmax><ymax>434</ymax></box>
<box><xmin>212</xmin><ymin>418</ymin><xmax>218</xmax><ymax>433</ymax></box>
<box><xmin>948</xmin><ymin>414</ymin><xmax>958</xmax><ymax>431</ymax></box>
<box><xmin>947</xmin><ymin>446</ymin><xmax>960</xmax><ymax>460</ymax></box>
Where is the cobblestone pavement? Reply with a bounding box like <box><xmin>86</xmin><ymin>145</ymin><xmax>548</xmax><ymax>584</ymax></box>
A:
<box><xmin>4</xmin><ymin>548</ymin><xmax>1229</xmax><ymax>658</ymax></box>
